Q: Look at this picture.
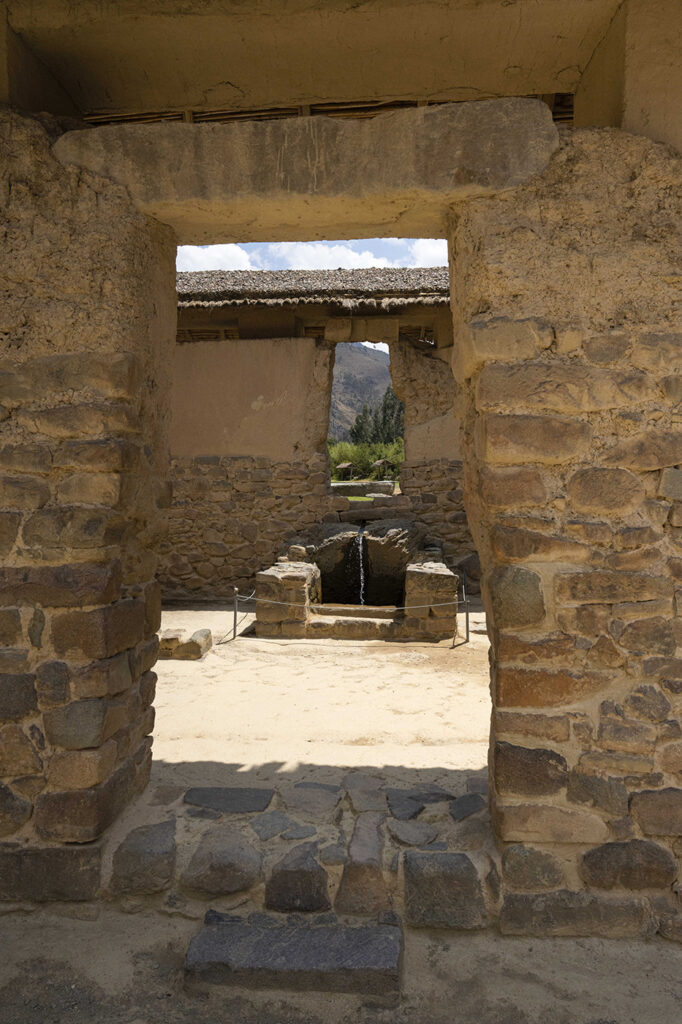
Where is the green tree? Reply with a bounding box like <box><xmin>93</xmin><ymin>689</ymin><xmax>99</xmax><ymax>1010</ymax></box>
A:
<box><xmin>349</xmin><ymin>403</ymin><xmax>374</xmax><ymax>444</ymax></box>
<box><xmin>349</xmin><ymin>386</ymin><xmax>404</xmax><ymax>445</ymax></box>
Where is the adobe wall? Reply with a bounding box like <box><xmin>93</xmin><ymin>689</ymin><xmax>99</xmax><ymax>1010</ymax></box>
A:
<box><xmin>0</xmin><ymin>111</ymin><xmax>175</xmax><ymax>870</ymax></box>
<box><xmin>451</xmin><ymin>128</ymin><xmax>682</xmax><ymax>935</ymax></box>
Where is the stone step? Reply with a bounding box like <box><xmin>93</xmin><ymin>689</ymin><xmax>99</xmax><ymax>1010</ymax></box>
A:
<box><xmin>314</xmin><ymin>603</ymin><xmax>399</xmax><ymax>620</ymax></box>
<box><xmin>307</xmin><ymin>614</ymin><xmax>401</xmax><ymax>639</ymax></box>
<box><xmin>185</xmin><ymin>915</ymin><xmax>402</xmax><ymax>997</ymax></box>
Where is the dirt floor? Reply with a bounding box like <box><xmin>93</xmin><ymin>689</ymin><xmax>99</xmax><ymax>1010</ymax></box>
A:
<box><xmin>1</xmin><ymin>604</ymin><xmax>680</xmax><ymax>1023</ymax></box>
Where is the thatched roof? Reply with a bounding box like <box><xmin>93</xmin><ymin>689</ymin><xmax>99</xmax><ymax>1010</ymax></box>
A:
<box><xmin>177</xmin><ymin>267</ymin><xmax>449</xmax><ymax>313</ymax></box>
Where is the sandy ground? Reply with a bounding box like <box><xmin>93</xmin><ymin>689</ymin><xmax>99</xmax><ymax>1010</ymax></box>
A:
<box><xmin>1</xmin><ymin>605</ymin><xmax>680</xmax><ymax>1023</ymax></box>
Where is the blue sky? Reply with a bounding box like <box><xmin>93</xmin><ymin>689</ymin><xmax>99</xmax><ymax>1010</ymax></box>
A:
<box><xmin>176</xmin><ymin>237</ymin><xmax>448</xmax><ymax>272</ymax></box>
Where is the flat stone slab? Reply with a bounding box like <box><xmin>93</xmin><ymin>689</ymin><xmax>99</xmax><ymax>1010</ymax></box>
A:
<box><xmin>185</xmin><ymin>920</ymin><xmax>402</xmax><ymax>996</ymax></box>
<box><xmin>184</xmin><ymin>787</ymin><xmax>274</xmax><ymax>815</ymax></box>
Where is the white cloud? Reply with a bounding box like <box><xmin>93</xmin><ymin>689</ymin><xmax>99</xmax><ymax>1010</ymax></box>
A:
<box><xmin>407</xmin><ymin>238</ymin><xmax>449</xmax><ymax>266</ymax></box>
<box><xmin>176</xmin><ymin>244</ymin><xmax>257</xmax><ymax>271</ymax></box>
<box><xmin>262</xmin><ymin>241</ymin><xmax>393</xmax><ymax>270</ymax></box>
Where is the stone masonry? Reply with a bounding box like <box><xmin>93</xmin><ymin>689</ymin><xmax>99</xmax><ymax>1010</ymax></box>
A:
<box><xmin>450</xmin><ymin>127</ymin><xmax>682</xmax><ymax>934</ymax></box>
<box><xmin>0</xmin><ymin>112</ymin><xmax>175</xmax><ymax>852</ymax></box>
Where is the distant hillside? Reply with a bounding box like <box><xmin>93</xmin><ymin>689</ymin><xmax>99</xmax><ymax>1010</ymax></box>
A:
<box><xmin>328</xmin><ymin>343</ymin><xmax>392</xmax><ymax>440</ymax></box>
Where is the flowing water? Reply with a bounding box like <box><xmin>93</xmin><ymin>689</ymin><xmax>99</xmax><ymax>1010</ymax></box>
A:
<box><xmin>357</xmin><ymin>525</ymin><xmax>366</xmax><ymax>604</ymax></box>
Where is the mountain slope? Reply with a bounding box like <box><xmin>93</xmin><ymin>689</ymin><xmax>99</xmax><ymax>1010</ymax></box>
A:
<box><xmin>328</xmin><ymin>343</ymin><xmax>391</xmax><ymax>440</ymax></box>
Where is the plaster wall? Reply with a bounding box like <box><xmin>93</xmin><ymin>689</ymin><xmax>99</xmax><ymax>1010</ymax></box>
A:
<box><xmin>170</xmin><ymin>337</ymin><xmax>333</xmax><ymax>460</ymax></box>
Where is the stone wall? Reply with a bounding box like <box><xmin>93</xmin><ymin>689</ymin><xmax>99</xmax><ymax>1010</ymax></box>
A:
<box><xmin>158</xmin><ymin>453</ymin><xmax>340</xmax><ymax>600</ymax></box>
<box><xmin>159</xmin><ymin>333</ymin><xmax>472</xmax><ymax>600</ymax></box>
<box><xmin>451</xmin><ymin>128</ymin><xmax>682</xmax><ymax>935</ymax></box>
<box><xmin>390</xmin><ymin>337</ymin><xmax>474</xmax><ymax>564</ymax></box>
<box><xmin>0</xmin><ymin>112</ymin><xmax>175</xmax><ymax>857</ymax></box>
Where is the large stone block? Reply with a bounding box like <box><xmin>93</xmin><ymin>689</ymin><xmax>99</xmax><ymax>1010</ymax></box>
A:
<box><xmin>567</xmin><ymin>468</ymin><xmax>645</xmax><ymax>514</ymax></box>
<box><xmin>55</xmin><ymin>98</ymin><xmax>560</xmax><ymax>243</ymax></box>
<box><xmin>496</xmin><ymin>803</ymin><xmax>609</xmax><ymax>843</ymax></box>
<box><xmin>488</xmin><ymin>566</ymin><xmax>545</xmax><ymax>629</ymax></box>
<box><xmin>567</xmin><ymin>769</ymin><xmax>629</xmax><ymax>816</ymax></box>
<box><xmin>630</xmin><ymin>788</ymin><xmax>682</xmax><ymax>836</ymax></box>
<box><xmin>480</xmin><ymin>414</ymin><xmax>592</xmax><ymax>465</ymax></box>
<box><xmin>43</xmin><ymin>699</ymin><xmax>126</xmax><ymax>750</ymax></box>
<box><xmin>404</xmin><ymin>851</ymin><xmax>488</xmax><ymax>929</ymax></box>
<box><xmin>479</xmin><ymin>466</ymin><xmax>548</xmax><ymax>508</ymax></box>
<box><xmin>26</xmin><ymin>352</ymin><xmax>141</xmax><ymax>400</ymax></box>
<box><xmin>0</xmin><ymin>783</ymin><xmax>32</xmax><ymax>835</ymax></box>
<box><xmin>0</xmin><ymin>512</ymin><xmax>21</xmax><ymax>556</ymax></box>
<box><xmin>71</xmin><ymin>652</ymin><xmax>133</xmax><ymax>700</ymax></box>
<box><xmin>0</xmin><ymin>562</ymin><xmax>121</xmax><ymax>609</ymax></box>
<box><xmin>22</xmin><ymin>506</ymin><xmax>123</xmax><ymax>553</ymax></box>
<box><xmin>494</xmin><ymin>711</ymin><xmax>570</xmax><ymax>743</ymax></box>
<box><xmin>617</xmin><ymin>617</ymin><xmax>676</xmax><ymax>656</ymax></box>
<box><xmin>110</xmin><ymin>818</ymin><xmax>176</xmax><ymax>894</ymax></box>
<box><xmin>499</xmin><ymin>890</ymin><xmax>653</xmax><ymax>937</ymax></box>
<box><xmin>0</xmin><ymin>475</ymin><xmax>49</xmax><ymax>509</ymax></box>
<box><xmin>0</xmin><ymin>842</ymin><xmax>101</xmax><ymax>901</ymax></box>
<box><xmin>476</xmin><ymin>362</ymin><xmax>653</xmax><ymax>415</ymax></box>
<box><xmin>185</xmin><ymin>918</ymin><xmax>402</xmax><ymax>996</ymax></box>
<box><xmin>265</xmin><ymin>842</ymin><xmax>330</xmax><ymax>913</ymax></box>
<box><xmin>494</xmin><ymin>742</ymin><xmax>567</xmax><ymax>797</ymax></box>
<box><xmin>580</xmin><ymin>840</ymin><xmax>677</xmax><ymax>889</ymax></box>
<box><xmin>495</xmin><ymin>667</ymin><xmax>604</xmax><ymax>708</ymax></box>
<box><xmin>23</xmin><ymin>403</ymin><xmax>139</xmax><ymax>440</ymax></box>
<box><xmin>0</xmin><ymin>674</ymin><xmax>37</xmax><ymax>721</ymax></box>
<box><xmin>501</xmin><ymin>845</ymin><xmax>565</xmax><ymax>890</ymax></box>
<box><xmin>335</xmin><ymin>812</ymin><xmax>388</xmax><ymax>915</ymax></box>
<box><xmin>0</xmin><ymin>724</ymin><xmax>42</xmax><ymax>777</ymax></box>
<box><xmin>51</xmin><ymin>599</ymin><xmax>144</xmax><ymax>659</ymax></box>
<box><xmin>631</xmin><ymin>333</ymin><xmax>682</xmax><ymax>374</ymax></box>
<box><xmin>555</xmin><ymin>571</ymin><xmax>671</xmax><ymax>605</ymax></box>
<box><xmin>181</xmin><ymin>825</ymin><xmax>262</xmax><ymax>894</ymax></box>
<box><xmin>604</xmin><ymin>429</ymin><xmax>682</xmax><ymax>471</ymax></box>
<box><xmin>34</xmin><ymin>748</ymin><xmax>145</xmax><ymax>842</ymax></box>
<box><xmin>492</xmin><ymin>526</ymin><xmax>592</xmax><ymax>564</ymax></box>
<box><xmin>47</xmin><ymin>740</ymin><xmax>118</xmax><ymax>789</ymax></box>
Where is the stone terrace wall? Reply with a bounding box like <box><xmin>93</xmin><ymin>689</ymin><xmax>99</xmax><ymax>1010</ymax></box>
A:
<box><xmin>450</xmin><ymin>128</ymin><xmax>682</xmax><ymax>936</ymax></box>
<box><xmin>158</xmin><ymin>453</ymin><xmax>341</xmax><ymax>600</ymax></box>
<box><xmin>0</xmin><ymin>112</ymin><xmax>175</xmax><ymax>868</ymax></box>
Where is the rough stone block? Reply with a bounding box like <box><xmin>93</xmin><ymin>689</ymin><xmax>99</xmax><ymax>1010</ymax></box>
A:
<box><xmin>0</xmin><ymin>512</ymin><xmax>20</xmax><ymax>556</ymax></box>
<box><xmin>494</xmin><ymin>742</ymin><xmax>567</xmax><ymax>796</ymax></box>
<box><xmin>481</xmin><ymin>414</ymin><xmax>592</xmax><ymax>465</ymax></box>
<box><xmin>0</xmin><ymin>724</ymin><xmax>42</xmax><ymax>777</ymax></box>
<box><xmin>34</xmin><ymin>749</ymin><xmax>144</xmax><ymax>842</ymax></box>
<box><xmin>580</xmin><ymin>839</ymin><xmax>677</xmax><ymax>889</ymax></box>
<box><xmin>496</xmin><ymin>803</ymin><xmax>609</xmax><ymax>843</ymax></box>
<box><xmin>0</xmin><ymin>674</ymin><xmax>37</xmax><ymax>721</ymax></box>
<box><xmin>0</xmin><ymin>783</ymin><xmax>32</xmax><ymax>835</ymax></box>
<box><xmin>492</xmin><ymin>526</ymin><xmax>592</xmax><ymax>564</ymax></box>
<box><xmin>335</xmin><ymin>812</ymin><xmax>388</xmax><ymax>915</ymax></box>
<box><xmin>24</xmin><ymin>402</ymin><xmax>139</xmax><ymax>440</ymax></box>
<box><xmin>659</xmin><ymin>468</ymin><xmax>682</xmax><ymax>501</ymax></box>
<box><xmin>71</xmin><ymin>653</ymin><xmax>133</xmax><ymax>700</ymax></box>
<box><xmin>630</xmin><ymin>788</ymin><xmax>682</xmax><ymax>836</ymax></box>
<box><xmin>56</xmin><ymin>472</ymin><xmax>122</xmax><ymax>506</ymax></box>
<box><xmin>0</xmin><ymin>562</ymin><xmax>121</xmax><ymax>609</ymax></box>
<box><xmin>488</xmin><ymin>566</ymin><xmax>545</xmax><ymax>629</ymax></box>
<box><xmin>47</xmin><ymin>740</ymin><xmax>118</xmax><ymax>790</ymax></box>
<box><xmin>597</xmin><ymin>715</ymin><xmax>657</xmax><ymax>755</ymax></box>
<box><xmin>52</xmin><ymin>599</ymin><xmax>144</xmax><ymax>659</ymax></box>
<box><xmin>22</xmin><ymin>506</ymin><xmax>123</xmax><ymax>554</ymax></box>
<box><xmin>387</xmin><ymin>819</ymin><xmax>439</xmax><ymax>846</ymax></box>
<box><xmin>265</xmin><ymin>842</ymin><xmax>330</xmax><ymax>913</ymax></box>
<box><xmin>501</xmin><ymin>845</ymin><xmax>564</xmax><ymax>890</ymax></box>
<box><xmin>184</xmin><ymin>787</ymin><xmax>274</xmax><ymax>815</ymax></box>
<box><xmin>476</xmin><ymin>362</ymin><xmax>652</xmax><ymax>415</ymax></box>
<box><xmin>110</xmin><ymin>818</ymin><xmax>176</xmax><ymax>894</ymax></box>
<box><xmin>43</xmin><ymin>698</ymin><xmax>125</xmax><ymax>750</ymax></box>
<box><xmin>0</xmin><ymin>475</ymin><xmax>49</xmax><ymax>509</ymax></box>
<box><xmin>496</xmin><ymin>667</ymin><xmax>604</xmax><ymax>708</ymax></box>
<box><xmin>499</xmin><ymin>890</ymin><xmax>653</xmax><ymax>937</ymax></box>
<box><xmin>185</xmin><ymin>919</ymin><xmax>402</xmax><ymax>996</ymax></box>
<box><xmin>0</xmin><ymin>609</ymin><xmax>21</xmax><ymax>646</ymax></box>
<box><xmin>631</xmin><ymin>333</ymin><xmax>682</xmax><ymax>374</ymax></box>
<box><xmin>555</xmin><ymin>571</ymin><xmax>671</xmax><ymax>605</ymax></box>
<box><xmin>479</xmin><ymin>467</ymin><xmax>548</xmax><ymax>508</ymax></box>
<box><xmin>181</xmin><ymin>824</ymin><xmax>261</xmax><ymax>894</ymax></box>
<box><xmin>494</xmin><ymin>711</ymin><xmax>570</xmax><ymax>743</ymax></box>
<box><xmin>604</xmin><ymin>429</ymin><xmax>682</xmax><ymax>471</ymax></box>
<box><xmin>567</xmin><ymin>769</ymin><xmax>628</xmax><ymax>816</ymax></box>
<box><xmin>617</xmin><ymin>617</ymin><xmax>676</xmax><ymax>656</ymax></box>
<box><xmin>0</xmin><ymin>841</ymin><xmax>101</xmax><ymax>901</ymax></box>
<box><xmin>567</xmin><ymin>468</ymin><xmax>645</xmax><ymax>514</ymax></box>
<box><xmin>404</xmin><ymin>851</ymin><xmax>487</xmax><ymax>929</ymax></box>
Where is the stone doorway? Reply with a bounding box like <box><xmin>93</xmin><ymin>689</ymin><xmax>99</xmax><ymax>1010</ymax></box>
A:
<box><xmin>2</xmin><ymin>97</ymin><xmax>682</xmax><ymax>966</ymax></box>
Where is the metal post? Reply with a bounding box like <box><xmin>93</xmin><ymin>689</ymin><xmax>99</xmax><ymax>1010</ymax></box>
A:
<box><xmin>233</xmin><ymin>586</ymin><xmax>239</xmax><ymax>640</ymax></box>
